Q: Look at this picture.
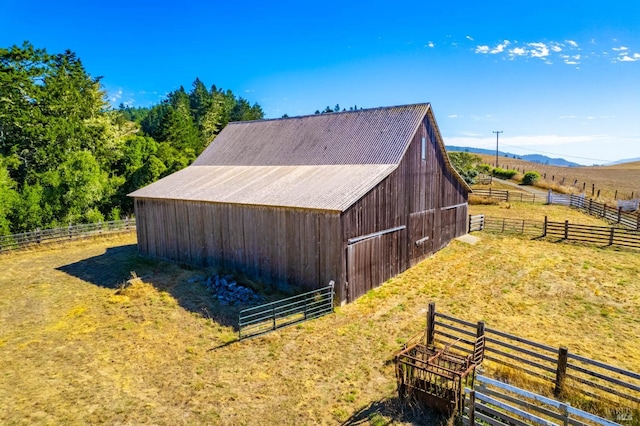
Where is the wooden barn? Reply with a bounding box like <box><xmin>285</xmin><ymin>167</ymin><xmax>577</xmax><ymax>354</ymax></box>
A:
<box><xmin>130</xmin><ymin>103</ymin><xmax>471</xmax><ymax>304</ymax></box>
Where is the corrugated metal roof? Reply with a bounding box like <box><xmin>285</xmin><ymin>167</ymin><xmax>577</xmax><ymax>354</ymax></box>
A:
<box><xmin>130</xmin><ymin>103</ymin><xmax>471</xmax><ymax>210</ymax></box>
<box><xmin>129</xmin><ymin>165</ymin><xmax>397</xmax><ymax>211</ymax></box>
<box><xmin>193</xmin><ymin>103</ymin><xmax>430</xmax><ymax>166</ymax></box>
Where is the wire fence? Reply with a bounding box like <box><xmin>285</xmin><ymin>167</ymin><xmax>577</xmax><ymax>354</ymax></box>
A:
<box><xmin>0</xmin><ymin>218</ymin><xmax>136</xmax><ymax>253</ymax></box>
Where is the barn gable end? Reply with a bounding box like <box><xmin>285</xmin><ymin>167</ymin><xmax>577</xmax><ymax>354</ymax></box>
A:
<box><xmin>130</xmin><ymin>103</ymin><xmax>470</xmax><ymax>303</ymax></box>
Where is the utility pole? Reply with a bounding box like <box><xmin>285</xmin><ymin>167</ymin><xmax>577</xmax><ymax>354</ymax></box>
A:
<box><xmin>493</xmin><ymin>131</ymin><xmax>503</xmax><ymax>168</ymax></box>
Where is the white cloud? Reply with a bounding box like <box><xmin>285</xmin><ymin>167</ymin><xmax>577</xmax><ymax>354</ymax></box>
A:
<box><xmin>448</xmin><ymin>114</ymin><xmax>459</xmax><ymax>118</ymax></box>
<box><xmin>509</xmin><ymin>47</ymin><xmax>527</xmax><ymax>57</ymax></box>
<box><xmin>109</xmin><ymin>88</ymin><xmax>123</xmax><ymax>103</ymax></box>
<box><xmin>466</xmin><ymin>35</ymin><xmax>474</xmax><ymax>41</ymax></box>
<box><xmin>528</xmin><ymin>42</ymin><xmax>550</xmax><ymax>58</ymax></box>
<box><xmin>472</xmin><ymin>37</ymin><xmax>634</xmax><ymax>66</ymax></box>
<box><xmin>476</xmin><ymin>40</ymin><xmax>510</xmax><ymax>54</ymax></box>
<box><xmin>491</xmin><ymin>40</ymin><xmax>510</xmax><ymax>53</ymax></box>
<box><xmin>426</xmin><ymin>41</ymin><xmax>435</xmax><ymax>48</ymax></box>
<box><xmin>618</xmin><ymin>54</ymin><xmax>639</xmax><ymax>62</ymax></box>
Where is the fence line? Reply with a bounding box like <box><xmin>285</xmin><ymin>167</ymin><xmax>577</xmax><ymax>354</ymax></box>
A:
<box><xmin>464</xmin><ymin>375</ymin><xmax>623</xmax><ymax>426</ymax></box>
<box><xmin>473</xmin><ymin>189</ymin><xmax>540</xmax><ymax>203</ymax></box>
<box><xmin>0</xmin><ymin>218</ymin><xmax>136</xmax><ymax>252</ymax></box>
<box><xmin>469</xmin><ymin>214</ymin><xmax>640</xmax><ymax>250</ymax></box>
<box><xmin>238</xmin><ymin>282</ymin><xmax>334</xmax><ymax>340</ymax></box>
<box><xmin>426</xmin><ymin>303</ymin><xmax>640</xmax><ymax>412</ymax></box>
<box><xmin>548</xmin><ymin>192</ymin><xmax>640</xmax><ymax>231</ymax></box>
<box><xmin>469</xmin><ymin>214</ymin><xmax>544</xmax><ymax>237</ymax></box>
<box><xmin>543</xmin><ymin>217</ymin><xmax>640</xmax><ymax>250</ymax></box>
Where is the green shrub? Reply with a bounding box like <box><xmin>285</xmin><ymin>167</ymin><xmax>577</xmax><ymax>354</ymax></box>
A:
<box><xmin>491</xmin><ymin>167</ymin><xmax>518</xmax><ymax>179</ymax></box>
<box><xmin>522</xmin><ymin>171</ymin><xmax>541</xmax><ymax>185</ymax></box>
<box><xmin>477</xmin><ymin>164</ymin><xmax>492</xmax><ymax>174</ymax></box>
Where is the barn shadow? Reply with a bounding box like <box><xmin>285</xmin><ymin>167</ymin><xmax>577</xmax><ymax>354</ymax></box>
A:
<box><xmin>56</xmin><ymin>244</ymin><xmax>240</xmax><ymax>328</ymax></box>
<box><xmin>341</xmin><ymin>396</ymin><xmax>451</xmax><ymax>426</ymax></box>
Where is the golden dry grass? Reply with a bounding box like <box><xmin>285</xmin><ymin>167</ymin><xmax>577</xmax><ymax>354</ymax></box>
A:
<box><xmin>1</xmin><ymin>219</ymin><xmax>639</xmax><ymax>425</ymax></box>
<box><xmin>476</xmin><ymin>153</ymin><xmax>640</xmax><ymax>202</ymax></box>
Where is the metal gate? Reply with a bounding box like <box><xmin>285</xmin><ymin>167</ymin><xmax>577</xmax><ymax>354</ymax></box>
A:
<box><xmin>238</xmin><ymin>282</ymin><xmax>334</xmax><ymax>340</ymax></box>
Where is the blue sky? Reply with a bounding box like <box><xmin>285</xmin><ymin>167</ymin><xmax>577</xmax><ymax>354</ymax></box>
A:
<box><xmin>2</xmin><ymin>1</ymin><xmax>639</xmax><ymax>165</ymax></box>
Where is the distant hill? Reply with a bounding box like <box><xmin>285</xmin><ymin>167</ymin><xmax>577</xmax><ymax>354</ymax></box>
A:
<box><xmin>609</xmin><ymin>157</ymin><xmax>640</xmax><ymax>165</ymax></box>
<box><xmin>445</xmin><ymin>146</ymin><xmax>581</xmax><ymax>167</ymax></box>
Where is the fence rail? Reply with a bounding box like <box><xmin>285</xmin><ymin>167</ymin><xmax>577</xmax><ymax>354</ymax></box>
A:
<box><xmin>483</xmin><ymin>216</ymin><xmax>545</xmax><ymax>236</ymax></box>
<box><xmin>548</xmin><ymin>193</ymin><xmax>640</xmax><ymax>231</ymax></box>
<box><xmin>0</xmin><ymin>219</ymin><xmax>136</xmax><ymax>252</ymax></box>
<box><xmin>468</xmin><ymin>214</ymin><xmax>485</xmax><ymax>232</ymax></box>
<box><xmin>238</xmin><ymin>282</ymin><xmax>334</xmax><ymax>340</ymax></box>
<box><xmin>464</xmin><ymin>375</ymin><xmax>623</xmax><ymax>426</ymax></box>
<box><xmin>473</xmin><ymin>189</ymin><xmax>540</xmax><ymax>203</ymax></box>
<box><xmin>426</xmin><ymin>303</ymin><xmax>640</xmax><ymax>413</ymax></box>
<box><xmin>544</xmin><ymin>217</ymin><xmax>640</xmax><ymax>250</ymax></box>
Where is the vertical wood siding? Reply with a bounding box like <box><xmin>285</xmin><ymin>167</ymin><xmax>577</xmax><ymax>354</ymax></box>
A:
<box><xmin>341</xmin><ymin>113</ymin><xmax>468</xmax><ymax>300</ymax></box>
<box><xmin>135</xmin><ymin>199</ymin><xmax>343</xmax><ymax>298</ymax></box>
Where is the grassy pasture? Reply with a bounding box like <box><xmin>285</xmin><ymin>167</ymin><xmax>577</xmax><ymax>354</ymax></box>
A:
<box><xmin>1</xmin><ymin>206</ymin><xmax>639</xmax><ymax>425</ymax></box>
<box><xmin>472</xmin><ymin>153</ymin><xmax>640</xmax><ymax>202</ymax></box>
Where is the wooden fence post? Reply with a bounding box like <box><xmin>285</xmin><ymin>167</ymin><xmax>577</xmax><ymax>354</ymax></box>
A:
<box><xmin>554</xmin><ymin>346</ymin><xmax>569</xmax><ymax>397</ymax></box>
<box><xmin>426</xmin><ymin>302</ymin><xmax>436</xmax><ymax>346</ymax></box>
<box><xmin>543</xmin><ymin>216</ymin><xmax>547</xmax><ymax>237</ymax></box>
<box><xmin>591</xmin><ymin>184</ymin><xmax>595</xmax><ymax>197</ymax></box>
<box><xmin>615</xmin><ymin>190</ymin><xmax>618</xmax><ymax>200</ymax></box>
<box><xmin>564</xmin><ymin>220</ymin><xmax>569</xmax><ymax>240</ymax></box>
<box><xmin>618</xmin><ymin>207</ymin><xmax>622</xmax><ymax>224</ymax></box>
<box><xmin>609</xmin><ymin>228</ymin><xmax>615</xmax><ymax>246</ymax></box>
<box><xmin>68</xmin><ymin>223</ymin><xmax>72</xmax><ymax>240</ymax></box>
<box><xmin>272</xmin><ymin>306</ymin><xmax>276</xmax><ymax>331</ymax></box>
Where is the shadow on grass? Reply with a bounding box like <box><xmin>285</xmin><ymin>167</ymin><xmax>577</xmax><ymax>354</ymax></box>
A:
<box><xmin>342</xmin><ymin>396</ymin><xmax>452</xmax><ymax>426</ymax></box>
<box><xmin>56</xmin><ymin>244</ymin><xmax>240</xmax><ymax>329</ymax></box>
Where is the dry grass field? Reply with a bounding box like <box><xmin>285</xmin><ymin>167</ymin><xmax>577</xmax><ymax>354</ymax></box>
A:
<box><xmin>1</xmin><ymin>207</ymin><xmax>639</xmax><ymax>425</ymax></box>
<box><xmin>473</xmin><ymin>153</ymin><xmax>640</xmax><ymax>202</ymax></box>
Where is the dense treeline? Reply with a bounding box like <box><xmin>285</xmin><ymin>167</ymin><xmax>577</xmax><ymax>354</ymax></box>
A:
<box><xmin>0</xmin><ymin>42</ymin><xmax>263</xmax><ymax>235</ymax></box>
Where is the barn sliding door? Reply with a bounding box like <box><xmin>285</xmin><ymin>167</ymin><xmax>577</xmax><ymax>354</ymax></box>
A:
<box><xmin>409</xmin><ymin>209</ymin><xmax>435</xmax><ymax>265</ymax></box>
<box><xmin>346</xmin><ymin>227</ymin><xmax>406</xmax><ymax>302</ymax></box>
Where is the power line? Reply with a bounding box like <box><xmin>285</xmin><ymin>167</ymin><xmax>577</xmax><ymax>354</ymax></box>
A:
<box><xmin>498</xmin><ymin>143</ymin><xmax>616</xmax><ymax>164</ymax></box>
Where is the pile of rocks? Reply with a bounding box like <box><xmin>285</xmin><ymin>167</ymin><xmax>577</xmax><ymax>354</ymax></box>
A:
<box><xmin>203</xmin><ymin>274</ymin><xmax>265</xmax><ymax>306</ymax></box>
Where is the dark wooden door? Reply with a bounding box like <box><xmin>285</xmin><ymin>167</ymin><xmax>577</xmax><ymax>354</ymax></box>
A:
<box><xmin>346</xmin><ymin>229</ymin><xmax>405</xmax><ymax>302</ymax></box>
<box><xmin>409</xmin><ymin>209</ymin><xmax>435</xmax><ymax>265</ymax></box>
